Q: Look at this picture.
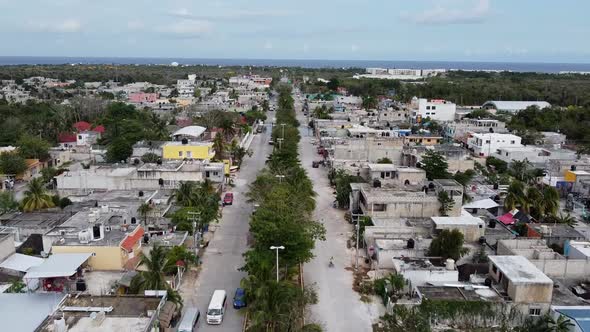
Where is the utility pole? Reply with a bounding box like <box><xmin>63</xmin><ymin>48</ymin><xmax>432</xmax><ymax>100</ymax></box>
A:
<box><xmin>354</xmin><ymin>213</ymin><xmax>362</xmax><ymax>271</ymax></box>
<box><xmin>280</xmin><ymin>123</ymin><xmax>286</xmax><ymax>139</ymax></box>
<box><xmin>270</xmin><ymin>246</ymin><xmax>285</xmax><ymax>282</ymax></box>
<box><xmin>277</xmin><ymin>138</ymin><xmax>284</xmax><ymax>150</ymax></box>
<box><xmin>188</xmin><ymin>211</ymin><xmax>201</xmax><ymax>246</ymax></box>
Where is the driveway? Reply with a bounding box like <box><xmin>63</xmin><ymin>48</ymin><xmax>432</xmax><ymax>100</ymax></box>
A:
<box><xmin>179</xmin><ymin>128</ymin><xmax>271</xmax><ymax>331</ymax></box>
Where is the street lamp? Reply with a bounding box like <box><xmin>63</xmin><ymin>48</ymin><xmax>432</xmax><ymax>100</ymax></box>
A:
<box><xmin>270</xmin><ymin>245</ymin><xmax>285</xmax><ymax>282</ymax></box>
<box><xmin>280</xmin><ymin>123</ymin><xmax>286</xmax><ymax>139</ymax></box>
<box><xmin>277</xmin><ymin>138</ymin><xmax>284</xmax><ymax>150</ymax></box>
<box><xmin>275</xmin><ymin>175</ymin><xmax>285</xmax><ymax>183</ymax></box>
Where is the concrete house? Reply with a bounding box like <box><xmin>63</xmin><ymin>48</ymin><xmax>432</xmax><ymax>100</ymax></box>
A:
<box><xmin>488</xmin><ymin>255</ymin><xmax>554</xmax><ymax>316</ymax></box>
<box><xmin>349</xmin><ymin>179</ymin><xmax>463</xmax><ymax>219</ymax></box>
<box><xmin>467</xmin><ymin>132</ymin><xmax>522</xmax><ymax>157</ymax></box>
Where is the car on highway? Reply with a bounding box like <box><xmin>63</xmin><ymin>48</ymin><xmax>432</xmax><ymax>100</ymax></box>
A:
<box><xmin>223</xmin><ymin>193</ymin><xmax>234</xmax><ymax>206</ymax></box>
<box><xmin>233</xmin><ymin>288</ymin><xmax>247</xmax><ymax>309</ymax></box>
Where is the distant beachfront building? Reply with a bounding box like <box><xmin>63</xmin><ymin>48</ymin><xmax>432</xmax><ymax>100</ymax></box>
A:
<box><xmin>482</xmin><ymin>100</ymin><xmax>551</xmax><ymax>113</ymax></box>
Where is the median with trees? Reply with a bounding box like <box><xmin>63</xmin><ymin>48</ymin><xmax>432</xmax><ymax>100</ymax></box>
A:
<box><xmin>242</xmin><ymin>84</ymin><xmax>325</xmax><ymax>331</ymax></box>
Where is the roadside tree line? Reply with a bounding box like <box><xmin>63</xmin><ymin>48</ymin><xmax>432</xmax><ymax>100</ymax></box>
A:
<box><xmin>242</xmin><ymin>84</ymin><xmax>325</xmax><ymax>332</ymax></box>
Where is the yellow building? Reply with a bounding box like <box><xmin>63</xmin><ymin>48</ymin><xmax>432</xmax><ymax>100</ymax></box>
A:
<box><xmin>51</xmin><ymin>226</ymin><xmax>144</xmax><ymax>271</ymax></box>
<box><xmin>403</xmin><ymin>135</ymin><xmax>443</xmax><ymax>146</ymax></box>
<box><xmin>162</xmin><ymin>141</ymin><xmax>215</xmax><ymax>160</ymax></box>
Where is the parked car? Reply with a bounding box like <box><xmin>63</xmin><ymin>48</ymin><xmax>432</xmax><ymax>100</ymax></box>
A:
<box><xmin>233</xmin><ymin>288</ymin><xmax>247</xmax><ymax>309</ymax></box>
<box><xmin>269</xmin><ymin>139</ymin><xmax>274</xmax><ymax>145</ymax></box>
<box><xmin>223</xmin><ymin>193</ymin><xmax>234</xmax><ymax>206</ymax></box>
<box><xmin>312</xmin><ymin>161</ymin><xmax>319</xmax><ymax>168</ymax></box>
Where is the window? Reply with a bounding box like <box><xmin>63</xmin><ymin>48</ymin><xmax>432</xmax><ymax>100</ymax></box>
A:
<box><xmin>178</xmin><ymin>151</ymin><xmax>183</xmax><ymax>157</ymax></box>
<box><xmin>186</xmin><ymin>151</ymin><xmax>192</xmax><ymax>158</ymax></box>
<box><xmin>426</xmin><ymin>106</ymin><xmax>431</xmax><ymax>110</ymax></box>
<box><xmin>485</xmin><ymin>140</ymin><xmax>491</xmax><ymax>144</ymax></box>
<box><xmin>529</xmin><ymin>308</ymin><xmax>541</xmax><ymax>316</ymax></box>
<box><xmin>373</xmin><ymin>203</ymin><xmax>386</xmax><ymax>211</ymax></box>
<box><xmin>431</xmin><ymin>112</ymin><xmax>436</xmax><ymax>116</ymax></box>
<box><xmin>213</xmin><ymin>171</ymin><xmax>219</xmax><ymax>176</ymax></box>
<box><xmin>510</xmin><ymin>140</ymin><xmax>515</xmax><ymax>144</ymax></box>
<box><xmin>78</xmin><ymin>135</ymin><xmax>83</xmax><ymax>139</ymax></box>
<box><xmin>432</xmin><ymin>106</ymin><xmax>437</xmax><ymax>110</ymax></box>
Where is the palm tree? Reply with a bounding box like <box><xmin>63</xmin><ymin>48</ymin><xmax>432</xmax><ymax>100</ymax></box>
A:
<box><xmin>219</xmin><ymin>117</ymin><xmax>236</xmax><ymax>141</ymax></box>
<box><xmin>137</xmin><ymin>203</ymin><xmax>153</xmax><ymax>227</ymax></box>
<box><xmin>551</xmin><ymin>314</ymin><xmax>575</xmax><ymax>332</ymax></box>
<box><xmin>21</xmin><ymin>177</ymin><xmax>55</xmax><ymax>212</ymax></box>
<box><xmin>131</xmin><ymin>245</ymin><xmax>182</xmax><ymax>305</ymax></box>
<box><xmin>212</xmin><ymin>133</ymin><xmax>225</xmax><ymax>161</ymax></box>
<box><xmin>551</xmin><ymin>213</ymin><xmax>577</xmax><ymax>226</ymax></box>
<box><xmin>504</xmin><ymin>180</ymin><xmax>527</xmax><ymax>211</ymax></box>
<box><xmin>541</xmin><ymin>186</ymin><xmax>560</xmax><ymax>217</ymax></box>
<box><xmin>0</xmin><ymin>191</ymin><xmax>18</xmax><ymax>214</ymax></box>
<box><xmin>526</xmin><ymin>186</ymin><xmax>544</xmax><ymax>218</ymax></box>
<box><xmin>168</xmin><ymin>181</ymin><xmax>196</xmax><ymax>207</ymax></box>
<box><xmin>510</xmin><ymin>159</ymin><xmax>532</xmax><ymax>182</ymax></box>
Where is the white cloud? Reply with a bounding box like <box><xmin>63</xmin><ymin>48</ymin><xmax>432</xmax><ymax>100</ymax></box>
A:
<box><xmin>156</xmin><ymin>20</ymin><xmax>212</xmax><ymax>38</ymax></box>
<box><xmin>402</xmin><ymin>0</ymin><xmax>490</xmax><ymax>24</ymax></box>
<box><xmin>168</xmin><ymin>8</ymin><xmax>293</xmax><ymax>21</ymax></box>
<box><xmin>27</xmin><ymin>18</ymin><xmax>82</xmax><ymax>33</ymax></box>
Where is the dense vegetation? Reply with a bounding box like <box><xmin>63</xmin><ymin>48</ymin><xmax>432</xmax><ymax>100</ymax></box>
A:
<box><xmin>242</xmin><ymin>85</ymin><xmax>325</xmax><ymax>331</ymax></box>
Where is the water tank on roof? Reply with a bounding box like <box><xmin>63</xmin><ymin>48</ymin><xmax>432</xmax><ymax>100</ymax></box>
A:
<box><xmin>78</xmin><ymin>230</ymin><xmax>91</xmax><ymax>244</ymax></box>
<box><xmin>445</xmin><ymin>258</ymin><xmax>455</xmax><ymax>270</ymax></box>
<box><xmin>572</xmin><ymin>165</ymin><xmax>577</xmax><ymax>171</ymax></box>
<box><xmin>407</xmin><ymin>238</ymin><xmax>415</xmax><ymax>249</ymax></box>
<box><xmin>54</xmin><ymin>318</ymin><xmax>67</xmax><ymax>332</ymax></box>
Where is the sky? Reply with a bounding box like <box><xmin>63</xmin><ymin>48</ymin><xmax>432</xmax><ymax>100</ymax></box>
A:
<box><xmin>1</xmin><ymin>0</ymin><xmax>589</xmax><ymax>63</ymax></box>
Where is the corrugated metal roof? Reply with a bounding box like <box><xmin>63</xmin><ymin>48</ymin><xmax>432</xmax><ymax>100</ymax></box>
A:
<box><xmin>0</xmin><ymin>293</ymin><xmax>65</xmax><ymax>332</ymax></box>
<box><xmin>24</xmin><ymin>253</ymin><xmax>91</xmax><ymax>279</ymax></box>
<box><xmin>171</xmin><ymin>125</ymin><xmax>206</xmax><ymax>138</ymax></box>
<box><xmin>0</xmin><ymin>253</ymin><xmax>44</xmax><ymax>272</ymax></box>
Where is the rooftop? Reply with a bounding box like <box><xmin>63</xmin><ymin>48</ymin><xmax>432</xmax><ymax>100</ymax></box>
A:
<box><xmin>0</xmin><ymin>211</ymin><xmax>69</xmax><ymax>229</ymax></box>
<box><xmin>163</xmin><ymin>140</ymin><xmax>213</xmax><ymax>147</ymax></box>
<box><xmin>37</xmin><ymin>295</ymin><xmax>165</xmax><ymax>332</ymax></box>
<box><xmin>431</xmin><ymin>210</ymin><xmax>485</xmax><ymax>227</ymax></box>
<box><xmin>0</xmin><ymin>293</ymin><xmax>65</xmax><ymax>332</ymax></box>
<box><xmin>418</xmin><ymin>285</ymin><xmax>502</xmax><ymax>302</ymax></box>
<box><xmin>24</xmin><ymin>253</ymin><xmax>91</xmax><ymax>279</ymax></box>
<box><xmin>488</xmin><ymin>255</ymin><xmax>553</xmax><ymax>285</ymax></box>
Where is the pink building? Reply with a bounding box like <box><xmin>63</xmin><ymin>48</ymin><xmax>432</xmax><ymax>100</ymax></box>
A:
<box><xmin>128</xmin><ymin>92</ymin><xmax>158</xmax><ymax>104</ymax></box>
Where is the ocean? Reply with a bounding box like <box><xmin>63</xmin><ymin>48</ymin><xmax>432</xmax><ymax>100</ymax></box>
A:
<box><xmin>1</xmin><ymin>56</ymin><xmax>590</xmax><ymax>74</ymax></box>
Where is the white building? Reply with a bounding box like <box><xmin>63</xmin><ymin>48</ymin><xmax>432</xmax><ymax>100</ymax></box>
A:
<box><xmin>412</xmin><ymin>98</ymin><xmax>456</xmax><ymax>122</ymax></box>
<box><xmin>492</xmin><ymin>145</ymin><xmax>576</xmax><ymax>166</ymax></box>
<box><xmin>392</xmin><ymin>258</ymin><xmax>458</xmax><ymax>287</ymax></box>
<box><xmin>482</xmin><ymin>101</ymin><xmax>551</xmax><ymax>114</ymax></box>
<box><xmin>467</xmin><ymin>132</ymin><xmax>522</xmax><ymax>157</ymax></box>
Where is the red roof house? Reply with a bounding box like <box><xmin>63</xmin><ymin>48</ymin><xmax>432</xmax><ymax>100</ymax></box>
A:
<box><xmin>73</xmin><ymin>121</ymin><xmax>92</xmax><ymax>132</ymax></box>
<box><xmin>58</xmin><ymin>133</ymin><xmax>77</xmax><ymax>143</ymax></box>
<box><xmin>120</xmin><ymin>226</ymin><xmax>145</xmax><ymax>252</ymax></box>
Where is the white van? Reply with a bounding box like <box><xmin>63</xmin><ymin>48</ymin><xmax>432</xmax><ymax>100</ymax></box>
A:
<box><xmin>206</xmin><ymin>290</ymin><xmax>227</xmax><ymax>325</ymax></box>
<box><xmin>178</xmin><ymin>307</ymin><xmax>200</xmax><ymax>332</ymax></box>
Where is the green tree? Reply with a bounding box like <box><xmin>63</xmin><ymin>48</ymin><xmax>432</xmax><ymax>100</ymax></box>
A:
<box><xmin>130</xmin><ymin>245</ymin><xmax>182</xmax><ymax>305</ymax></box>
<box><xmin>140</xmin><ymin>152</ymin><xmax>160</xmax><ymax>163</ymax></box>
<box><xmin>17</xmin><ymin>134</ymin><xmax>51</xmax><ymax>160</ymax></box>
<box><xmin>327</xmin><ymin>77</ymin><xmax>339</xmax><ymax>91</ymax></box>
<box><xmin>420</xmin><ymin>150</ymin><xmax>450</xmax><ymax>180</ymax></box>
<box><xmin>504</xmin><ymin>180</ymin><xmax>527</xmax><ymax>212</ymax></box>
<box><xmin>376</xmin><ymin>157</ymin><xmax>392</xmax><ymax>164</ymax></box>
<box><xmin>193</xmin><ymin>88</ymin><xmax>201</xmax><ymax>98</ymax></box>
<box><xmin>164</xmin><ymin>245</ymin><xmax>197</xmax><ymax>273</ymax></box>
<box><xmin>59</xmin><ymin>197</ymin><xmax>72</xmax><ymax>209</ymax></box>
<box><xmin>485</xmin><ymin>156</ymin><xmax>508</xmax><ymax>173</ymax></box>
<box><xmin>0</xmin><ymin>153</ymin><xmax>28</xmax><ymax>175</ymax></box>
<box><xmin>21</xmin><ymin>177</ymin><xmax>55</xmax><ymax>212</ymax></box>
<box><xmin>428</xmin><ymin>229</ymin><xmax>467</xmax><ymax>261</ymax></box>
<box><xmin>6</xmin><ymin>279</ymin><xmax>26</xmax><ymax>293</ymax></box>
<box><xmin>212</xmin><ymin>133</ymin><xmax>225</xmax><ymax>160</ymax></box>
<box><xmin>106</xmin><ymin>138</ymin><xmax>133</xmax><ymax>163</ymax></box>
<box><xmin>0</xmin><ymin>191</ymin><xmax>18</xmax><ymax>214</ymax></box>
<box><xmin>374</xmin><ymin>307</ymin><xmax>430</xmax><ymax>332</ymax></box>
<box><xmin>40</xmin><ymin>167</ymin><xmax>57</xmax><ymax>184</ymax></box>
<box><xmin>362</xmin><ymin>95</ymin><xmax>377</xmax><ymax>109</ymax></box>
<box><xmin>453</xmin><ymin>169</ymin><xmax>475</xmax><ymax>186</ymax></box>
<box><xmin>137</xmin><ymin>202</ymin><xmax>153</xmax><ymax>226</ymax></box>
<box><xmin>169</xmin><ymin>181</ymin><xmax>196</xmax><ymax>206</ymax></box>
<box><xmin>437</xmin><ymin>191</ymin><xmax>455</xmax><ymax>216</ymax></box>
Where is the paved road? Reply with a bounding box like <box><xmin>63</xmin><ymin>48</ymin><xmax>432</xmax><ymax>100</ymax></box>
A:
<box><xmin>295</xmin><ymin>95</ymin><xmax>379</xmax><ymax>331</ymax></box>
<box><xmin>180</xmin><ymin>128</ymin><xmax>271</xmax><ymax>331</ymax></box>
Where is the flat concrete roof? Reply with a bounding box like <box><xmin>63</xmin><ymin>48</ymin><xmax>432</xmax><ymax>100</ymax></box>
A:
<box><xmin>432</xmin><ymin>210</ymin><xmax>484</xmax><ymax>227</ymax></box>
<box><xmin>0</xmin><ymin>293</ymin><xmax>65</xmax><ymax>331</ymax></box>
<box><xmin>488</xmin><ymin>255</ymin><xmax>552</xmax><ymax>285</ymax></box>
